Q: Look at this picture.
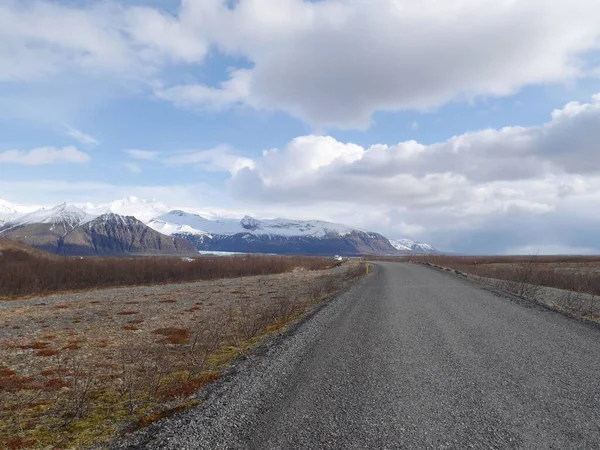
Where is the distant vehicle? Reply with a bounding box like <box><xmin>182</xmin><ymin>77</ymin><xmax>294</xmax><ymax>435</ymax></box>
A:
<box><xmin>333</xmin><ymin>255</ymin><xmax>343</xmax><ymax>261</ymax></box>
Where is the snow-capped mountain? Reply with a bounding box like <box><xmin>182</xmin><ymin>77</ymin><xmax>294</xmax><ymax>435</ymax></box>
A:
<box><xmin>0</xmin><ymin>204</ymin><xmax>94</xmax><ymax>253</ymax></box>
<box><xmin>0</xmin><ymin>197</ymin><xmax>440</xmax><ymax>255</ymax></box>
<box><xmin>60</xmin><ymin>213</ymin><xmax>196</xmax><ymax>256</ymax></box>
<box><xmin>6</xmin><ymin>203</ymin><xmax>93</xmax><ymax>230</ymax></box>
<box><xmin>0</xmin><ymin>199</ymin><xmax>39</xmax><ymax>226</ymax></box>
<box><xmin>0</xmin><ymin>206</ymin><xmax>195</xmax><ymax>256</ymax></box>
<box><xmin>0</xmin><ymin>199</ymin><xmax>17</xmax><ymax>215</ymax></box>
<box><xmin>389</xmin><ymin>239</ymin><xmax>438</xmax><ymax>254</ymax></box>
<box><xmin>149</xmin><ymin>210</ymin><xmax>399</xmax><ymax>256</ymax></box>
<box><xmin>79</xmin><ymin>196</ymin><xmax>171</xmax><ymax>224</ymax></box>
<box><xmin>148</xmin><ymin>211</ymin><xmax>360</xmax><ymax>238</ymax></box>
<box><xmin>0</xmin><ymin>199</ymin><xmax>18</xmax><ymax>225</ymax></box>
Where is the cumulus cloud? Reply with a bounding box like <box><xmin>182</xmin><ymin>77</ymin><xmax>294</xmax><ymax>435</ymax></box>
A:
<box><xmin>0</xmin><ymin>146</ymin><xmax>90</xmax><ymax>165</ymax></box>
<box><xmin>225</xmin><ymin>93</ymin><xmax>600</xmax><ymax>251</ymax></box>
<box><xmin>155</xmin><ymin>69</ymin><xmax>252</xmax><ymax>110</ymax></box>
<box><xmin>0</xmin><ymin>0</ymin><xmax>210</xmax><ymax>82</ymax></box>
<box><xmin>1</xmin><ymin>1</ymin><xmax>599</xmax><ymax>128</ymax></box>
<box><xmin>231</xmin><ymin>94</ymin><xmax>600</xmax><ymax>205</ymax></box>
<box><xmin>163</xmin><ymin>0</ymin><xmax>600</xmax><ymax>128</ymax></box>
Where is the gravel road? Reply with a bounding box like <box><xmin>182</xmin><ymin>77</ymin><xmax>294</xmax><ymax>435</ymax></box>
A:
<box><xmin>113</xmin><ymin>262</ymin><xmax>600</xmax><ymax>449</ymax></box>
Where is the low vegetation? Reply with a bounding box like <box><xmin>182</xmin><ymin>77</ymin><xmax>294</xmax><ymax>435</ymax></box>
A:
<box><xmin>405</xmin><ymin>255</ymin><xmax>600</xmax><ymax>320</ymax></box>
<box><xmin>0</xmin><ymin>259</ymin><xmax>366</xmax><ymax>449</ymax></box>
<box><xmin>0</xmin><ymin>239</ymin><xmax>336</xmax><ymax>299</ymax></box>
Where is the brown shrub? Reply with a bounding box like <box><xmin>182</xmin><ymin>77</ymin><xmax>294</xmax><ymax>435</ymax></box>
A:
<box><xmin>0</xmin><ymin>373</ymin><xmax>36</xmax><ymax>393</ymax></box>
<box><xmin>185</xmin><ymin>306</ymin><xmax>202</xmax><ymax>312</ymax></box>
<box><xmin>42</xmin><ymin>377</ymin><xmax>71</xmax><ymax>391</ymax></box>
<box><xmin>4</xmin><ymin>437</ymin><xmax>35</xmax><ymax>450</ymax></box>
<box><xmin>116</xmin><ymin>311</ymin><xmax>139</xmax><ymax>315</ymax></box>
<box><xmin>17</xmin><ymin>341</ymin><xmax>50</xmax><ymax>350</ymax></box>
<box><xmin>0</xmin><ymin>367</ymin><xmax>17</xmax><ymax>377</ymax></box>
<box><xmin>153</xmin><ymin>328</ymin><xmax>189</xmax><ymax>345</ymax></box>
<box><xmin>406</xmin><ymin>255</ymin><xmax>600</xmax><ymax>297</ymax></box>
<box><xmin>62</xmin><ymin>343</ymin><xmax>80</xmax><ymax>351</ymax></box>
<box><xmin>36</xmin><ymin>349</ymin><xmax>59</xmax><ymax>357</ymax></box>
<box><xmin>0</xmin><ymin>252</ymin><xmax>334</xmax><ymax>299</ymax></box>
<box><xmin>158</xmin><ymin>373</ymin><xmax>220</xmax><ymax>401</ymax></box>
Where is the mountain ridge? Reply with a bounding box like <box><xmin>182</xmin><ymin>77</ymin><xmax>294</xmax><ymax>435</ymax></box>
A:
<box><xmin>0</xmin><ymin>206</ymin><xmax>196</xmax><ymax>256</ymax></box>
<box><xmin>0</xmin><ymin>198</ymin><xmax>439</xmax><ymax>255</ymax></box>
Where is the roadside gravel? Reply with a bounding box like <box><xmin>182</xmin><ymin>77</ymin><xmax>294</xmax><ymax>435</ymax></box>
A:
<box><xmin>110</xmin><ymin>262</ymin><xmax>600</xmax><ymax>449</ymax></box>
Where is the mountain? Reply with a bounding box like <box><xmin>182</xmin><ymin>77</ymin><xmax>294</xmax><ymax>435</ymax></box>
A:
<box><xmin>148</xmin><ymin>211</ymin><xmax>400</xmax><ymax>256</ymax></box>
<box><xmin>389</xmin><ymin>239</ymin><xmax>438</xmax><ymax>254</ymax></box>
<box><xmin>0</xmin><ymin>199</ymin><xmax>18</xmax><ymax>226</ymax></box>
<box><xmin>0</xmin><ymin>199</ymin><xmax>39</xmax><ymax>226</ymax></box>
<box><xmin>59</xmin><ymin>213</ymin><xmax>196</xmax><ymax>256</ymax></box>
<box><xmin>6</xmin><ymin>203</ymin><xmax>92</xmax><ymax>229</ymax></box>
<box><xmin>0</xmin><ymin>204</ymin><xmax>93</xmax><ymax>253</ymax></box>
<box><xmin>0</xmin><ymin>197</ymin><xmax>440</xmax><ymax>255</ymax></box>
<box><xmin>0</xmin><ymin>237</ymin><xmax>55</xmax><ymax>259</ymax></box>
<box><xmin>0</xmin><ymin>205</ymin><xmax>196</xmax><ymax>256</ymax></box>
<box><xmin>79</xmin><ymin>196</ymin><xmax>171</xmax><ymax>224</ymax></box>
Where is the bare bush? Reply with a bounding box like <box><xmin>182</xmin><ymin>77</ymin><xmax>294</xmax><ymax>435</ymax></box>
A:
<box><xmin>402</xmin><ymin>255</ymin><xmax>600</xmax><ymax>298</ymax></box>
<box><xmin>0</xmin><ymin>261</ymin><xmax>365</xmax><ymax>448</ymax></box>
<box><xmin>0</xmin><ymin>251</ymin><xmax>335</xmax><ymax>299</ymax></box>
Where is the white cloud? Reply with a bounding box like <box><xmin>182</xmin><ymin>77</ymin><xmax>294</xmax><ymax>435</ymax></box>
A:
<box><xmin>231</xmin><ymin>93</ymin><xmax>600</xmax><ymax>209</ymax></box>
<box><xmin>225</xmin><ymin>93</ymin><xmax>600</xmax><ymax>250</ymax></box>
<box><xmin>161</xmin><ymin>0</ymin><xmax>600</xmax><ymax>128</ymax></box>
<box><xmin>164</xmin><ymin>146</ymin><xmax>255</xmax><ymax>175</ymax></box>
<box><xmin>125</xmin><ymin>149</ymin><xmax>160</xmax><ymax>161</ymax></box>
<box><xmin>0</xmin><ymin>1</ymin><xmax>210</xmax><ymax>83</ymax></box>
<box><xmin>66</xmin><ymin>126</ymin><xmax>99</xmax><ymax>147</ymax></box>
<box><xmin>155</xmin><ymin>69</ymin><xmax>252</xmax><ymax>110</ymax></box>
<box><xmin>124</xmin><ymin>146</ymin><xmax>255</xmax><ymax>175</ymax></box>
<box><xmin>1</xmin><ymin>1</ymin><xmax>599</xmax><ymax>128</ymax></box>
<box><xmin>0</xmin><ymin>146</ymin><xmax>89</xmax><ymax>165</ymax></box>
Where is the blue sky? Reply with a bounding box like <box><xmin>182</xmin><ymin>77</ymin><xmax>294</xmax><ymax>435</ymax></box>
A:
<box><xmin>1</xmin><ymin>0</ymin><xmax>600</xmax><ymax>254</ymax></box>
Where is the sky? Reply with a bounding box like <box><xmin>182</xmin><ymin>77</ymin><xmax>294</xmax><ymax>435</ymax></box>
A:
<box><xmin>1</xmin><ymin>0</ymin><xmax>600</xmax><ymax>254</ymax></box>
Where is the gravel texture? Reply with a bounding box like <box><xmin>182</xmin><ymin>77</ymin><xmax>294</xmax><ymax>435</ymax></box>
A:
<box><xmin>110</xmin><ymin>262</ymin><xmax>600</xmax><ymax>449</ymax></box>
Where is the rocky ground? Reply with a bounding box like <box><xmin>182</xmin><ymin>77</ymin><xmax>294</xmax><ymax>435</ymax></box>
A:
<box><xmin>0</xmin><ymin>263</ymin><xmax>361</xmax><ymax>449</ymax></box>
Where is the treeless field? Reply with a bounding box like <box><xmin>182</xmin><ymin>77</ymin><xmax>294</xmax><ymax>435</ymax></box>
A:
<box><xmin>0</xmin><ymin>261</ymin><xmax>365</xmax><ymax>449</ymax></box>
<box><xmin>0</xmin><ymin>238</ymin><xmax>336</xmax><ymax>299</ymax></box>
<box><xmin>397</xmin><ymin>255</ymin><xmax>600</xmax><ymax>320</ymax></box>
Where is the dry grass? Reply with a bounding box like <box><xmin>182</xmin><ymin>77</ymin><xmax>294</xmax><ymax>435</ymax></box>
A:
<box><xmin>402</xmin><ymin>255</ymin><xmax>600</xmax><ymax>320</ymax></box>
<box><xmin>0</xmin><ymin>244</ymin><xmax>337</xmax><ymax>299</ymax></box>
<box><xmin>0</xmin><ymin>262</ymin><xmax>366</xmax><ymax>449</ymax></box>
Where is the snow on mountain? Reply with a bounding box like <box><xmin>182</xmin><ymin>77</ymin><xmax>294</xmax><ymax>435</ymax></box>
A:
<box><xmin>0</xmin><ymin>197</ymin><xmax>440</xmax><ymax>254</ymax></box>
<box><xmin>0</xmin><ymin>199</ymin><xmax>17</xmax><ymax>215</ymax></box>
<box><xmin>6</xmin><ymin>203</ymin><xmax>93</xmax><ymax>230</ymax></box>
<box><xmin>79</xmin><ymin>196</ymin><xmax>171</xmax><ymax>224</ymax></box>
<box><xmin>389</xmin><ymin>238</ymin><xmax>437</xmax><ymax>253</ymax></box>
<box><xmin>0</xmin><ymin>199</ymin><xmax>18</xmax><ymax>225</ymax></box>
<box><xmin>148</xmin><ymin>210</ymin><xmax>362</xmax><ymax>238</ymax></box>
<box><xmin>388</xmin><ymin>239</ymin><xmax>413</xmax><ymax>252</ymax></box>
<box><xmin>0</xmin><ymin>199</ymin><xmax>39</xmax><ymax>225</ymax></box>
